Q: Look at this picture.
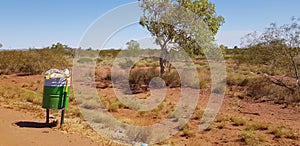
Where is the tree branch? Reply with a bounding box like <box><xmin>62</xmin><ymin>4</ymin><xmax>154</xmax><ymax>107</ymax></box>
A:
<box><xmin>264</xmin><ymin>74</ymin><xmax>295</xmax><ymax>92</ymax></box>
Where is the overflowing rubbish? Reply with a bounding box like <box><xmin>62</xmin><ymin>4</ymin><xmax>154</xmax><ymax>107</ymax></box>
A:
<box><xmin>45</xmin><ymin>68</ymin><xmax>70</xmax><ymax>79</ymax></box>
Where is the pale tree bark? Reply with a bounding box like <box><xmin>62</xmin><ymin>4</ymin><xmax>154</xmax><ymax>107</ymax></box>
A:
<box><xmin>159</xmin><ymin>48</ymin><xmax>168</xmax><ymax>74</ymax></box>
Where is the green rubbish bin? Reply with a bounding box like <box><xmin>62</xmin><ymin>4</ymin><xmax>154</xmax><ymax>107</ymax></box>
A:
<box><xmin>42</xmin><ymin>77</ymin><xmax>70</xmax><ymax>109</ymax></box>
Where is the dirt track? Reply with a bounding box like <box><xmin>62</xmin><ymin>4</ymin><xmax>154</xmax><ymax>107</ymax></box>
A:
<box><xmin>0</xmin><ymin>107</ymin><xmax>99</xmax><ymax>146</ymax></box>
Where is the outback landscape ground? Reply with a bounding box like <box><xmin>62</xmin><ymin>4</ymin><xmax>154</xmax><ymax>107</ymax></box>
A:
<box><xmin>0</xmin><ymin>48</ymin><xmax>299</xmax><ymax>145</ymax></box>
<box><xmin>1</xmin><ymin>0</ymin><xmax>300</xmax><ymax>145</ymax></box>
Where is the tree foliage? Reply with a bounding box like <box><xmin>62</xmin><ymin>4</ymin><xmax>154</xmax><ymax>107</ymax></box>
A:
<box><xmin>242</xmin><ymin>17</ymin><xmax>300</xmax><ymax>90</ymax></box>
<box><xmin>50</xmin><ymin>42</ymin><xmax>75</xmax><ymax>58</ymax></box>
<box><xmin>139</xmin><ymin>0</ymin><xmax>224</xmax><ymax>73</ymax></box>
<box><xmin>176</xmin><ymin>0</ymin><xmax>225</xmax><ymax>35</ymax></box>
<box><xmin>126</xmin><ymin>40</ymin><xmax>141</xmax><ymax>50</ymax></box>
<box><xmin>51</xmin><ymin>42</ymin><xmax>68</xmax><ymax>49</ymax></box>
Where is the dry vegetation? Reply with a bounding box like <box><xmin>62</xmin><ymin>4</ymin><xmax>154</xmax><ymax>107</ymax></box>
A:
<box><xmin>0</xmin><ymin>47</ymin><xmax>72</xmax><ymax>75</ymax></box>
<box><xmin>0</xmin><ymin>47</ymin><xmax>299</xmax><ymax>145</ymax></box>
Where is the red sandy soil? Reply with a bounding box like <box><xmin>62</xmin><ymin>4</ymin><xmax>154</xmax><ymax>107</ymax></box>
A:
<box><xmin>98</xmin><ymin>87</ymin><xmax>300</xmax><ymax>145</ymax></box>
<box><xmin>0</xmin><ymin>107</ymin><xmax>99</xmax><ymax>146</ymax></box>
<box><xmin>0</xmin><ymin>73</ymin><xmax>299</xmax><ymax>145</ymax></box>
<box><xmin>0</xmin><ymin>74</ymin><xmax>105</xmax><ymax>146</ymax></box>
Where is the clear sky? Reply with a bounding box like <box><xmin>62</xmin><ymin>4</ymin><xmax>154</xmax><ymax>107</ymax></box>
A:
<box><xmin>0</xmin><ymin>0</ymin><xmax>299</xmax><ymax>49</ymax></box>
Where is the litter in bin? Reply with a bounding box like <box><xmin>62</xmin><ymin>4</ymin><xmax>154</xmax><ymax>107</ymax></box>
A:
<box><xmin>45</xmin><ymin>68</ymin><xmax>70</xmax><ymax>80</ymax></box>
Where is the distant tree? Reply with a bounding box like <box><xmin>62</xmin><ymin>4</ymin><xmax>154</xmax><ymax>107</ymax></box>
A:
<box><xmin>140</xmin><ymin>0</ymin><xmax>225</xmax><ymax>74</ymax></box>
<box><xmin>0</xmin><ymin>43</ymin><xmax>2</xmax><ymax>48</ymax></box>
<box><xmin>51</xmin><ymin>42</ymin><xmax>68</xmax><ymax>49</ymax></box>
<box><xmin>50</xmin><ymin>42</ymin><xmax>75</xmax><ymax>57</ymax></box>
<box><xmin>242</xmin><ymin>17</ymin><xmax>300</xmax><ymax>90</ymax></box>
<box><xmin>219</xmin><ymin>44</ymin><xmax>228</xmax><ymax>54</ymax></box>
<box><xmin>126</xmin><ymin>40</ymin><xmax>141</xmax><ymax>50</ymax></box>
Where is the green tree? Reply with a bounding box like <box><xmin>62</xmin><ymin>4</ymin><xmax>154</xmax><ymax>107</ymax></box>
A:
<box><xmin>126</xmin><ymin>40</ymin><xmax>141</xmax><ymax>50</ymax></box>
<box><xmin>51</xmin><ymin>42</ymin><xmax>68</xmax><ymax>50</ymax></box>
<box><xmin>50</xmin><ymin>42</ymin><xmax>75</xmax><ymax>58</ymax></box>
<box><xmin>139</xmin><ymin>0</ymin><xmax>224</xmax><ymax>74</ymax></box>
<box><xmin>219</xmin><ymin>44</ymin><xmax>228</xmax><ymax>54</ymax></box>
<box><xmin>176</xmin><ymin>0</ymin><xmax>225</xmax><ymax>35</ymax></box>
<box><xmin>242</xmin><ymin>17</ymin><xmax>300</xmax><ymax>91</ymax></box>
<box><xmin>0</xmin><ymin>43</ymin><xmax>2</xmax><ymax>48</ymax></box>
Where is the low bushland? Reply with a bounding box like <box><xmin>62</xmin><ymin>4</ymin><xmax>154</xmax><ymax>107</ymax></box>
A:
<box><xmin>0</xmin><ymin>48</ymin><xmax>70</xmax><ymax>75</ymax></box>
<box><xmin>226</xmin><ymin>59</ymin><xmax>300</xmax><ymax>106</ymax></box>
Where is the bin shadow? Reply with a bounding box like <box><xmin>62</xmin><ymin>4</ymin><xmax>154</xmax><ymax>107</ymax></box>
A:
<box><xmin>15</xmin><ymin>121</ymin><xmax>57</xmax><ymax>128</ymax></box>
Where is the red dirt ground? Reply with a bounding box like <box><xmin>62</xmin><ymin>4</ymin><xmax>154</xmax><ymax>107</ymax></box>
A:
<box><xmin>0</xmin><ymin>107</ymin><xmax>98</xmax><ymax>146</ymax></box>
<box><xmin>0</xmin><ymin>73</ymin><xmax>299</xmax><ymax>145</ymax></box>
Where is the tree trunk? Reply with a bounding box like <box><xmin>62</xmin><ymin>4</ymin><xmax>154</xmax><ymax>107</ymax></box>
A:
<box><xmin>289</xmin><ymin>54</ymin><xmax>300</xmax><ymax>87</ymax></box>
<box><xmin>160</xmin><ymin>49</ymin><xmax>168</xmax><ymax>74</ymax></box>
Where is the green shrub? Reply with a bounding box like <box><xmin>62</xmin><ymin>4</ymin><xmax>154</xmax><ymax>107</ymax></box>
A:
<box><xmin>108</xmin><ymin>100</ymin><xmax>123</xmax><ymax>112</ymax></box>
<box><xmin>77</xmin><ymin>58</ymin><xmax>94</xmax><ymax>64</ymax></box>
<box><xmin>230</xmin><ymin>117</ymin><xmax>246</xmax><ymax>126</ymax></box>
<box><xmin>161</xmin><ymin>70</ymin><xmax>181</xmax><ymax>88</ymax></box>
<box><xmin>239</xmin><ymin>130</ymin><xmax>266</xmax><ymax>145</ymax></box>
<box><xmin>226</xmin><ymin>73</ymin><xmax>248</xmax><ymax>86</ymax></box>
<box><xmin>0</xmin><ymin>85</ymin><xmax>42</xmax><ymax>105</ymax></box>
<box><xmin>193</xmin><ymin>110</ymin><xmax>204</xmax><ymax>120</ymax></box>
<box><xmin>270</xmin><ymin>125</ymin><xmax>298</xmax><ymax>139</ymax></box>
<box><xmin>216</xmin><ymin>121</ymin><xmax>226</xmax><ymax>129</ymax></box>
<box><xmin>215</xmin><ymin>115</ymin><xmax>229</xmax><ymax>123</ymax></box>
<box><xmin>117</xmin><ymin>58</ymin><xmax>135</xmax><ymax>69</ymax></box>
<box><xmin>181</xmin><ymin>127</ymin><xmax>194</xmax><ymax>137</ymax></box>
<box><xmin>246</xmin><ymin>121</ymin><xmax>269</xmax><ymax>131</ymax></box>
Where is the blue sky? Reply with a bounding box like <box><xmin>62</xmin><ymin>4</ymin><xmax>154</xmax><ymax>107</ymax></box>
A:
<box><xmin>0</xmin><ymin>0</ymin><xmax>299</xmax><ymax>49</ymax></box>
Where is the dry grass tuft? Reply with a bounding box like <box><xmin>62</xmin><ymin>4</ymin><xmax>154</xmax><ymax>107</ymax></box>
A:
<box><xmin>270</xmin><ymin>125</ymin><xmax>298</xmax><ymax>139</ymax></box>
<box><xmin>246</xmin><ymin>121</ymin><xmax>269</xmax><ymax>131</ymax></box>
<box><xmin>230</xmin><ymin>117</ymin><xmax>246</xmax><ymax>126</ymax></box>
<box><xmin>239</xmin><ymin>130</ymin><xmax>266</xmax><ymax>145</ymax></box>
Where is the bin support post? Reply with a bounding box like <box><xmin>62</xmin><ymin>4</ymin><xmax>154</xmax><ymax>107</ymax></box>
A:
<box><xmin>60</xmin><ymin>76</ymin><xmax>69</xmax><ymax>128</ymax></box>
<box><xmin>60</xmin><ymin>92</ymin><xmax>67</xmax><ymax>128</ymax></box>
<box><xmin>46</xmin><ymin>109</ymin><xmax>49</xmax><ymax>124</ymax></box>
